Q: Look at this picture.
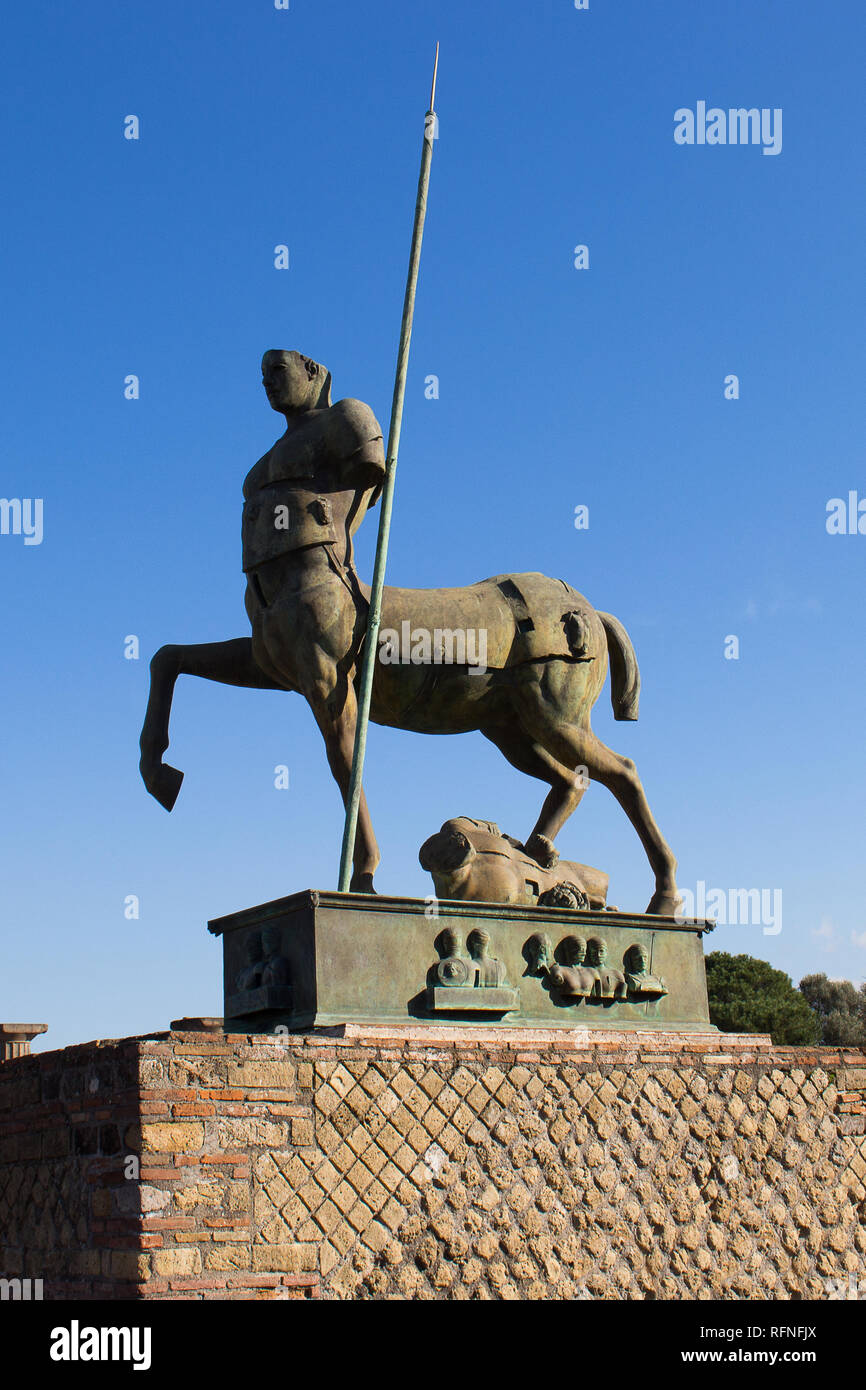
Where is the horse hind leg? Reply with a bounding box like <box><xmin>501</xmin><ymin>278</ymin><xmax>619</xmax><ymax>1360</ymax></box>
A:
<box><xmin>517</xmin><ymin>709</ymin><xmax>680</xmax><ymax>915</ymax></box>
<box><xmin>140</xmin><ymin>638</ymin><xmax>284</xmax><ymax>810</ymax></box>
<box><xmin>480</xmin><ymin>724</ymin><xmax>587</xmax><ymax>865</ymax></box>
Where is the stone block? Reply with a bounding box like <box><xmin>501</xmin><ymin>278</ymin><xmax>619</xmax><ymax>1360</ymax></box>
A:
<box><xmin>225</xmin><ymin>1060</ymin><xmax>295</xmax><ymax>1090</ymax></box>
<box><xmin>292</xmin><ymin>1117</ymin><xmax>315</xmax><ymax>1147</ymax></box>
<box><xmin>152</xmin><ymin>1247</ymin><xmax>202</xmax><ymax>1278</ymax></box>
<box><xmin>105</xmin><ymin>1251</ymin><xmax>150</xmax><ymax>1281</ymax></box>
<box><xmin>205</xmin><ymin>1245</ymin><xmax>252</xmax><ymax>1271</ymax></box>
<box><xmin>251</xmin><ymin>1243</ymin><xmax>318</xmax><ymax>1273</ymax></box>
<box><xmin>139</xmin><ymin>1122</ymin><xmax>204</xmax><ymax>1153</ymax></box>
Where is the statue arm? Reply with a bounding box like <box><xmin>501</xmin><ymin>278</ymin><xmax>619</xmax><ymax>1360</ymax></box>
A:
<box><xmin>348</xmin><ymin>436</ymin><xmax>386</xmax><ymax>493</ymax></box>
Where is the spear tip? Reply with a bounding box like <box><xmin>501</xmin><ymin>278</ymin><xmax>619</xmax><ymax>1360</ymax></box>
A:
<box><xmin>430</xmin><ymin>42</ymin><xmax>440</xmax><ymax>112</ymax></box>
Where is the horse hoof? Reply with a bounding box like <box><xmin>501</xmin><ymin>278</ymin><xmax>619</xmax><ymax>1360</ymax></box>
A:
<box><xmin>645</xmin><ymin>890</ymin><xmax>682</xmax><ymax>917</ymax></box>
<box><xmin>349</xmin><ymin>872</ymin><xmax>377</xmax><ymax>895</ymax></box>
<box><xmin>525</xmin><ymin>833</ymin><xmax>559</xmax><ymax>869</ymax></box>
<box><xmin>144</xmin><ymin>762</ymin><xmax>184</xmax><ymax>812</ymax></box>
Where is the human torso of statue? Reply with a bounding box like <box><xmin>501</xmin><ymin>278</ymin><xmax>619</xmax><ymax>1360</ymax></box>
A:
<box><xmin>242</xmin><ymin>398</ymin><xmax>385</xmax><ymax>576</ymax></box>
<box><xmin>475</xmin><ymin>954</ymin><xmax>506</xmax><ymax>987</ymax></box>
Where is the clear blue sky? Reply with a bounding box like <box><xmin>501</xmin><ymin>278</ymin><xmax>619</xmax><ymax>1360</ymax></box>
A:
<box><xmin>2</xmin><ymin>1</ymin><xmax>864</xmax><ymax>1050</ymax></box>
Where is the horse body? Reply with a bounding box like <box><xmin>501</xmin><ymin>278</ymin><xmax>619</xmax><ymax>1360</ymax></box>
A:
<box><xmin>365</xmin><ymin>572</ymin><xmax>608</xmax><ymax>734</ymax></box>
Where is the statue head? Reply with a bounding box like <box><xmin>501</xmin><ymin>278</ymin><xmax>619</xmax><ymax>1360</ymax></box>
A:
<box><xmin>467</xmin><ymin>929</ymin><xmax>490</xmax><ymax>960</ymax></box>
<box><xmin>439</xmin><ymin>926</ymin><xmax>464</xmax><ymax>958</ymax></box>
<box><xmin>244</xmin><ymin>933</ymin><xmax>264</xmax><ymax>963</ymax></box>
<box><xmin>586</xmin><ymin>936</ymin><xmax>607</xmax><ymax>967</ymax></box>
<box><xmin>526</xmin><ymin>932</ymin><xmax>553</xmax><ymax>974</ymax></box>
<box><xmin>561</xmin><ymin>935</ymin><xmax>586</xmax><ymax>966</ymax></box>
<box><xmin>625</xmin><ymin>943</ymin><xmax>649</xmax><ymax>974</ymax></box>
<box><xmin>419</xmin><ymin>825</ymin><xmax>476</xmax><ymax>876</ymax></box>
<box><xmin>261</xmin><ymin>349</ymin><xmax>332</xmax><ymax>416</ymax></box>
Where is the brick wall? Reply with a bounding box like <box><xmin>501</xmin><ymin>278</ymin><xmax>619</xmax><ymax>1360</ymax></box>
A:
<box><xmin>1</xmin><ymin>1028</ymin><xmax>864</xmax><ymax>1299</ymax></box>
<box><xmin>0</xmin><ymin>1038</ymin><xmax>143</xmax><ymax>1298</ymax></box>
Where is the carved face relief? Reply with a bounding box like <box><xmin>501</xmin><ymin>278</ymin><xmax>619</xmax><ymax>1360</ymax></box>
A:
<box><xmin>626</xmin><ymin>944</ymin><xmax>649</xmax><ymax>974</ymax></box>
<box><xmin>527</xmin><ymin>932</ymin><xmax>553</xmax><ymax>974</ymax></box>
<box><xmin>561</xmin><ymin>935</ymin><xmax>587</xmax><ymax>966</ymax></box>
<box><xmin>586</xmin><ymin>937</ymin><xmax>607</xmax><ymax>967</ymax></box>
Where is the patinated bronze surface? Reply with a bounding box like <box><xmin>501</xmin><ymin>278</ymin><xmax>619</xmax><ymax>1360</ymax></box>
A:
<box><xmin>225</xmin><ymin>923</ymin><xmax>293</xmax><ymax>1019</ymax></box>
<box><xmin>140</xmin><ymin>350</ymin><xmax>680</xmax><ymax>914</ymax></box>
<box><xmin>426</xmin><ymin>925</ymin><xmax>521</xmax><ymax>1014</ymax></box>
<box><xmin>527</xmin><ymin>930</ymin><xmax>666</xmax><ymax>1005</ymax></box>
<box><xmin>420</xmin><ymin>816</ymin><xmax>611</xmax><ymax>909</ymax></box>
<box><xmin>209</xmin><ymin>892</ymin><xmax>712</xmax><ymax>1031</ymax></box>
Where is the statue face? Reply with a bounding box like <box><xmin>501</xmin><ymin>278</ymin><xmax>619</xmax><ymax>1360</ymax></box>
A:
<box><xmin>261</xmin><ymin>350</ymin><xmax>315</xmax><ymax>414</ymax></box>
<box><xmin>563</xmin><ymin>936</ymin><xmax>586</xmax><ymax>965</ymax></box>
<box><xmin>529</xmin><ymin>934</ymin><xmax>552</xmax><ymax>971</ymax></box>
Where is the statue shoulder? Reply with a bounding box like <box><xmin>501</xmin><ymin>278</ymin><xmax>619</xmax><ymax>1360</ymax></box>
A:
<box><xmin>328</xmin><ymin>398</ymin><xmax>384</xmax><ymax>456</ymax></box>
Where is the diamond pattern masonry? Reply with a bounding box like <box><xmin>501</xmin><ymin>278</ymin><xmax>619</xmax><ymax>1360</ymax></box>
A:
<box><xmin>1</xmin><ymin>1032</ymin><xmax>863</xmax><ymax>1299</ymax></box>
<box><xmin>253</xmin><ymin>1051</ymin><xmax>866</xmax><ymax>1299</ymax></box>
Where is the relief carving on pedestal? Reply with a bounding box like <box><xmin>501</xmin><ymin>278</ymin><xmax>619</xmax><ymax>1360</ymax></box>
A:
<box><xmin>427</xmin><ymin>926</ymin><xmax>520</xmax><ymax>1014</ymax></box>
<box><xmin>623</xmin><ymin>943</ymin><xmax>667</xmax><ymax>998</ymax></box>
<box><xmin>225</xmin><ymin>925</ymin><xmax>293</xmax><ymax>1018</ymax></box>
<box><xmin>526</xmin><ymin>932</ymin><xmax>667</xmax><ymax>1005</ymax></box>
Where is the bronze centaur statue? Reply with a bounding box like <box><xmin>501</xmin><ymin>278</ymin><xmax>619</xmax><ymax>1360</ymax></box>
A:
<box><xmin>139</xmin><ymin>350</ymin><xmax>681</xmax><ymax>915</ymax></box>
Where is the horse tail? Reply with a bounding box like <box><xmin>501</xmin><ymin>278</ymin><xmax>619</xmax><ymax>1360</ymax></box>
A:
<box><xmin>597</xmin><ymin>611</ymin><xmax>640</xmax><ymax>721</ymax></box>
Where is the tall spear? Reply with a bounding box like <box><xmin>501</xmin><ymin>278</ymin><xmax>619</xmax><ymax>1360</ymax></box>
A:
<box><xmin>337</xmin><ymin>45</ymin><xmax>439</xmax><ymax>893</ymax></box>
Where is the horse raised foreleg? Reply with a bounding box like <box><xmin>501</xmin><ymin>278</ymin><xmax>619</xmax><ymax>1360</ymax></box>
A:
<box><xmin>140</xmin><ymin>639</ymin><xmax>284</xmax><ymax>810</ymax></box>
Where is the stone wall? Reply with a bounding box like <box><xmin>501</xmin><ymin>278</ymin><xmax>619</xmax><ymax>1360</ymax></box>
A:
<box><xmin>0</xmin><ymin>1037</ymin><xmax>143</xmax><ymax>1298</ymax></box>
<box><xmin>1</xmin><ymin>1027</ymin><xmax>864</xmax><ymax>1299</ymax></box>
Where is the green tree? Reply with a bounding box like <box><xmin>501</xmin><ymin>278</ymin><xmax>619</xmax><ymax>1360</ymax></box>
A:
<box><xmin>705</xmin><ymin>952</ymin><xmax>820</xmax><ymax>1044</ymax></box>
<box><xmin>799</xmin><ymin>974</ymin><xmax>866</xmax><ymax>1046</ymax></box>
